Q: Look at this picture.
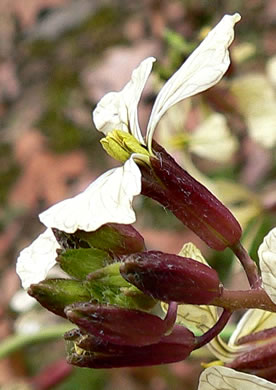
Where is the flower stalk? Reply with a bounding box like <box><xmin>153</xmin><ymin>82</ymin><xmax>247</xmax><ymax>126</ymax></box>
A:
<box><xmin>231</xmin><ymin>241</ymin><xmax>262</xmax><ymax>289</ymax></box>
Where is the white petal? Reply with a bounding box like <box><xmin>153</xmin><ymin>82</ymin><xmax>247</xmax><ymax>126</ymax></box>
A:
<box><xmin>199</xmin><ymin>366</ymin><xmax>276</xmax><ymax>390</ymax></box>
<box><xmin>93</xmin><ymin>57</ymin><xmax>156</xmax><ymax>144</ymax></box>
<box><xmin>16</xmin><ymin>228</ymin><xmax>60</xmax><ymax>290</ymax></box>
<box><xmin>146</xmin><ymin>13</ymin><xmax>241</xmax><ymax>150</ymax></box>
<box><xmin>39</xmin><ymin>158</ymin><xmax>141</xmax><ymax>234</ymax></box>
<box><xmin>258</xmin><ymin>227</ymin><xmax>276</xmax><ymax>304</ymax></box>
<box><xmin>190</xmin><ymin>113</ymin><xmax>238</xmax><ymax>162</ymax></box>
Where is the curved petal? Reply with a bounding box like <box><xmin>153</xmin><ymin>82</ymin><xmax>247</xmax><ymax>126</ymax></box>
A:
<box><xmin>39</xmin><ymin>158</ymin><xmax>141</xmax><ymax>234</ymax></box>
<box><xmin>258</xmin><ymin>227</ymin><xmax>276</xmax><ymax>304</ymax></box>
<box><xmin>199</xmin><ymin>366</ymin><xmax>276</xmax><ymax>390</ymax></box>
<box><xmin>146</xmin><ymin>13</ymin><xmax>241</xmax><ymax>151</ymax></box>
<box><xmin>16</xmin><ymin>228</ymin><xmax>60</xmax><ymax>289</ymax></box>
<box><xmin>93</xmin><ymin>57</ymin><xmax>156</xmax><ymax>144</ymax></box>
<box><xmin>228</xmin><ymin>309</ymin><xmax>276</xmax><ymax>347</ymax></box>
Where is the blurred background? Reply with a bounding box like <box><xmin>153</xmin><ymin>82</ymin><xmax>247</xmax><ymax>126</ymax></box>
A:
<box><xmin>0</xmin><ymin>0</ymin><xmax>276</xmax><ymax>388</ymax></box>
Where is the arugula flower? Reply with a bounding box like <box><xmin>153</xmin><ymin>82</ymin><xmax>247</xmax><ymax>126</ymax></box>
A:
<box><xmin>17</xmin><ymin>159</ymin><xmax>141</xmax><ymax>289</ymax></box>
<box><xmin>94</xmin><ymin>13</ymin><xmax>241</xmax><ymax>157</ymax></box>
<box><xmin>16</xmin><ymin>13</ymin><xmax>240</xmax><ymax>289</ymax></box>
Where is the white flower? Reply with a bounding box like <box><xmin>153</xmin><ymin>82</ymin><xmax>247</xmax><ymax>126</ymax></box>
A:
<box><xmin>93</xmin><ymin>13</ymin><xmax>241</xmax><ymax>154</ymax></box>
<box><xmin>16</xmin><ymin>158</ymin><xmax>141</xmax><ymax>289</ymax></box>
<box><xmin>16</xmin><ymin>13</ymin><xmax>240</xmax><ymax>289</ymax></box>
<box><xmin>198</xmin><ymin>366</ymin><xmax>276</xmax><ymax>390</ymax></box>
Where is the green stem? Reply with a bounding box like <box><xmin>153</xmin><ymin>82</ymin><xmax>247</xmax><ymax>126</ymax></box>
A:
<box><xmin>0</xmin><ymin>323</ymin><xmax>73</xmax><ymax>359</ymax></box>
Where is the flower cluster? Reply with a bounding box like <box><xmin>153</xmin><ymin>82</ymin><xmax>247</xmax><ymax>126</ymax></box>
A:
<box><xmin>15</xmin><ymin>12</ymin><xmax>276</xmax><ymax>390</ymax></box>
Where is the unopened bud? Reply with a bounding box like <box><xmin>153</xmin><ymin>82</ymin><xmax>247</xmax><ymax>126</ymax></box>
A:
<box><xmin>142</xmin><ymin>143</ymin><xmax>242</xmax><ymax>251</ymax></box>
<box><xmin>228</xmin><ymin>341</ymin><xmax>276</xmax><ymax>370</ymax></box>
<box><xmin>66</xmin><ymin>324</ymin><xmax>195</xmax><ymax>368</ymax></box>
<box><xmin>28</xmin><ymin>279</ymin><xmax>91</xmax><ymax>318</ymax></box>
<box><xmin>228</xmin><ymin>327</ymin><xmax>276</xmax><ymax>370</ymax></box>
<box><xmin>120</xmin><ymin>250</ymin><xmax>222</xmax><ymax>304</ymax></box>
<box><xmin>65</xmin><ymin>302</ymin><xmax>177</xmax><ymax>347</ymax></box>
<box><xmin>74</xmin><ymin>223</ymin><xmax>146</xmax><ymax>256</ymax></box>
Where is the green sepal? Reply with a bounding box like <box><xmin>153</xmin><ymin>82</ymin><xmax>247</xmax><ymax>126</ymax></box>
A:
<box><xmin>74</xmin><ymin>223</ymin><xmax>145</xmax><ymax>255</ymax></box>
<box><xmin>87</xmin><ymin>263</ymin><xmax>130</xmax><ymax>287</ymax></box>
<box><xmin>57</xmin><ymin>248</ymin><xmax>113</xmax><ymax>280</ymax></box>
<box><xmin>28</xmin><ymin>279</ymin><xmax>92</xmax><ymax>318</ymax></box>
<box><xmin>85</xmin><ymin>264</ymin><xmax>156</xmax><ymax>311</ymax></box>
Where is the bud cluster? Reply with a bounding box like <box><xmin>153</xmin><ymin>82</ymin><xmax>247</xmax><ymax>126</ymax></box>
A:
<box><xmin>28</xmin><ymin>218</ymin><xmax>228</xmax><ymax>368</ymax></box>
<box><xmin>26</xmin><ymin>139</ymin><xmax>250</xmax><ymax>370</ymax></box>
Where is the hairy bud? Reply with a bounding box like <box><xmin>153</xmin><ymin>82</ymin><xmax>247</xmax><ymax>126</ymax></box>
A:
<box><xmin>120</xmin><ymin>250</ymin><xmax>222</xmax><ymax>304</ymax></box>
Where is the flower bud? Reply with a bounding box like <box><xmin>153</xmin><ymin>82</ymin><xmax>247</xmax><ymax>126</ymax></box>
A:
<box><xmin>142</xmin><ymin>143</ymin><xmax>242</xmax><ymax>251</ymax></box>
<box><xmin>28</xmin><ymin>279</ymin><xmax>91</xmax><ymax>318</ymax></box>
<box><xmin>228</xmin><ymin>327</ymin><xmax>276</xmax><ymax>371</ymax></box>
<box><xmin>65</xmin><ymin>302</ymin><xmax>177</xmax><ymax>347</ymax></box>
<box><xmin>228</xmin><ymin>341</ymin><xmax>276</xmax><ymax>370</ymax></box>
<box><xmin>120</xmin><ymin>250</ymin><xmax>222</xmax><ymax>304</ymax></box>
<box><xmin>73</xmin><ymin>223</ymin><xmax>146</xmax><ymax>256</ymax></box>
<box><xmin>66</xmin><ymin>325</ymin><xmax>195</xmax><ymax>368</ymax></box>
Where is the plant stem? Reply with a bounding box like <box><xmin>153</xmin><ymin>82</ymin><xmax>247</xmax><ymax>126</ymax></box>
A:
<box><xmin>194</xmin><ymin>309</ymin><xmax>231</xmax><ymax>350</ymax></box>
<box><xmin>0</xmin><ymin>323</ymin><xmax>73</xmax><ymax>359</ymax></box>
<box><xmin>211</xmin><ymin>288</ymin><xmax>276</xmax><ymax>313</ymax></box>
<box><xmin>231</xmin><ymin>241</ymin><xmax>261</xmax><ymax>289</ymax></box>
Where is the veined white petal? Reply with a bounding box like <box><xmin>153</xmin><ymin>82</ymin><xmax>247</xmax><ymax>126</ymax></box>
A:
<box><xmin>228</xmin><ymin>308</ymin><xmax>276</xmax><ymax>347</ymax></box>
<box><xmin>198</xmin><ymin>366</ymin><xmax>276</xmax><ymax>389</ymax></box>
<box><xmin>16</xmin><ymin>228</ymin><xmax>60</xmax><ymax>290</ymax></box>
<box><xmin>146</xmin><ymin>13</ymin><xmax>241</xmax><ymax>151</ymax></box>
<box><xmin>39</xmin><ymin>158</ymin><xmax>141</xmax><ymax>234</ymax></box>
<box><xmin>93</xmin><ymin>57</ymin><xmax>156</xmax><ymax>144</ymax></box>
<box><xmin>258</xmin><ymin>227</ymin><xmax>276</xmax><ymax>304</ymax></box>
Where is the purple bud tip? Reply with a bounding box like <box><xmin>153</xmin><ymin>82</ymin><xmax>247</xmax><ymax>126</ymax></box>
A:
<box><xmin>141</xmin><ymin>143</ymin><xmax>242</xmax><ymax>251</ymax></box>
<box><xmin>67</xmin><ymin>325</ymin><xmax>195</xmax><ymax>368</ymax></box>
<box><xmin>228</xmin><ymin>341</ymin><xmax>276</xmax><ymax>370</ymax></box>
<box><xmin>65</xmin><ymin>302</ymin><xmax>177</xmax><ymax>347</ymax></box>
<box><xmin>120</xmin><ymin>251</ymin><xmax>222</xmax><ymax>304</ymax></box>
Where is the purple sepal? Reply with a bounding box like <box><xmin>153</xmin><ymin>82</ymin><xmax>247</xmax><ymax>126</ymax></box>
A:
<box><xmin>67</xmin><ymin>325</ymin><xmax>195</xmax><ymax>368</ymax></box>
<box><xmin>141</xmin><ymin>142</ymin><xmax>242</xmax><ymax>251</ymax></box>
<box><xmin>65</xmin><ymin>302</ymin><xmax>177</xmax><ymax>347</ymax></box>
<box><xmin>120</xmin><ymin>250</ymin><xmax>222</xmax><ymax>304</ymax></box>
<box><xmin>228</xmin><ymin>341</ymin><xmax>276</xmax><ymax>370</ymax></box>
